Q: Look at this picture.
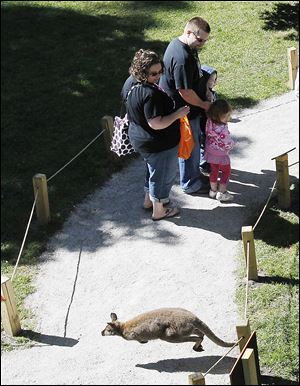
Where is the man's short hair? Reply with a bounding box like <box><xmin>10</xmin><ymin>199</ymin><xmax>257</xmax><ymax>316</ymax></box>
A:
<box><xmin>185</xmin><ymin>17</ymin><xmax>210</xmax><ymax>34</ymax></box>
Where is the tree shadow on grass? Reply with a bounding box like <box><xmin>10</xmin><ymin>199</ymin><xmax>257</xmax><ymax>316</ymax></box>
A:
<box><xmin>250</xmin><ymin>177</ymin><xmax>299</xmax><ymax>248</ymax></box>
<box><xmin>260</xmin><ymin>1</ymin><xmax>299</xmax><ymax>39</ymax></box>
<box><xmin>257</xmin><ymin>273</ymin><xmax>299</xmax><ymax>287</ymax></box>
<box><xmin>261</xmin><ymin>373</ymin><xmax>299</xmax><ymax>385</ymax></box>
<box><xmin>217</xmin><ymin>93</ymin><xmax>258</xmax><ymax>110</ymax></box>
<box><xmin>1</xmin><ymin>2</ymin><xmax>169</xmax><ymax>262</ymax></box>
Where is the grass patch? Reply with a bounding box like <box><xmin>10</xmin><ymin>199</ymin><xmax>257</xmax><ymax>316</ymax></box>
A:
<box><xmin>236</xmin><ymin>183</ymin><xmax>299</xmax><ymax>382</ymax></box>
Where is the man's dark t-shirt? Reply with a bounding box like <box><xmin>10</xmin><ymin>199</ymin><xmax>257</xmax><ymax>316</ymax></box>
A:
<box><xmin>159</xmin><ymin>38</ymin><xmax>207</xmax><ymax>119</ymax></box>
<box><xmin>122</xmin><ymin>76</ymin><xmax>180</xmax><ymax>153</ymax></box>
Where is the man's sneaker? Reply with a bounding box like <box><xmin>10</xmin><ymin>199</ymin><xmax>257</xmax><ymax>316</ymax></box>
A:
<box><xmin>209</xmin><ymin>190</ymin><xmax>217</xmax><ymax>199</ymax></box>
<box><xmin>199</xmin><ymin>162</ymin><xmax>211</xmax><ymax>177</ymax></box>
<box><xmin>216</xmin><ymin>191</ymin><xmax>234</xmax><ymax>202</ymax></box>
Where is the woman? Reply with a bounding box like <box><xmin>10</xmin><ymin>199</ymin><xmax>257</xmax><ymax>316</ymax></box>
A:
<box><xmin>122</xmin><ymin>49</ymin><xmax>190</xmax><ymax>221</ymax></box>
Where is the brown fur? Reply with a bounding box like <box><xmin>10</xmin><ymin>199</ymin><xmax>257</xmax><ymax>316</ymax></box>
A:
<box><xmin>101</xmin><ymin>308</ymin><xmax>235</xmax><ymax>351</ymax></box>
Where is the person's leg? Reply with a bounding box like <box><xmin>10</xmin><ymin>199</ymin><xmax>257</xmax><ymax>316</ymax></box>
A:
<box><xmin>216</xmin><ymin>163</ymin><xmax>233</xmax><ymax>201</ymax></box>
<box><xmin>208</xmin><ymin>163</ymin><xmax>219</xmax><ymax>198</ymax></box>
<box><xmin>199</xmin><ymin>114</ymin><xmax>211</xmax><ymax>175</ymax></box>
<box><xmin>178</xmin><ymin>114</ymin><xmax>209</xmax><ymax>194</ymax></box>
<box><xmin>143</xmin><ymin>163</ymin><xmax>152</xmax><ymax>209</ymax></box>
<box><xmin>218</xmin><ymin>164</ymin><xmax>231</xmax><ymax>193</ymax></box>
<box><xmin>144</xmin><ymin>146</ymin><xmax>179</xmax><ymax>218</ymax></box>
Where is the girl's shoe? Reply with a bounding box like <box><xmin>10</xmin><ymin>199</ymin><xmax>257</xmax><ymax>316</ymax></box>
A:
<box><xmin>216</xmin><ymin>191</ymin><xmax>233</xmax><ymax>202</ymax></box>
<box><xmin>209</xmin><ymin>190</ymin><xmax>217</xmax><ymax>199</ymax></box>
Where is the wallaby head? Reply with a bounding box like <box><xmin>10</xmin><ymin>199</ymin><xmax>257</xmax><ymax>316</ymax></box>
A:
<box><xmin>101</xmin><ymin>312</ymin><xmax>122</xmax><ymax>336</ymax></box>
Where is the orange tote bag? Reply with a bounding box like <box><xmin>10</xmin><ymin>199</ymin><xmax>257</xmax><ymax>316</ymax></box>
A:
<box><xmin>178</xmin><ymin>115</ymin><xmax>194</xmax><ymax>160</ymax></box>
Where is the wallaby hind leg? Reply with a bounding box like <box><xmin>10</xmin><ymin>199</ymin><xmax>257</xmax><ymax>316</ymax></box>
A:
<box><xmin>192</xmin><ymin>330</ymin><xmax>204</xmax><ymax>351</ymax></box>
<box><xmin>193</xmin><ymin>341</ymin><xmax>204</xmax><ymax>352</ymax></box>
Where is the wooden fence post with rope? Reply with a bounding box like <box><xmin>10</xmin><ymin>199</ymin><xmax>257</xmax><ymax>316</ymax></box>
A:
<box><xmin>101</xmin><ymin>115</ymin><xmax>114</xmax><ymax>150</ymax></box>
<box><xmin>236</xmin><ymin>319</ymin><xmax>251</xmax><ymax>352</ymax></box>
<box><xmin>287</xmin><ymin>47</ymin><xmax>298</xmax><ymax>90</ymax></box>
<box><xmin>188</xmin><ymin>372</ymin><xmax>206</xmax><ymax>385</ymax></box>
<box><xmin>101</xmin><ymin>115</ymin><xmax>120</xmax><ymax>162</ymax></box>
<box><xmin>1</xmin><ymin>276</ymin><xmax>21</xmax><ymax>336</ymax></box>
<box><xmin>271</xmin><ymin>151</ymin><xmax>292</xmax><ymax>209</ymax></box>
<box><xmin>32</xmin><ymin>174</ymin><xmax>50</xmax><ymax>225</ymax></box>
<box><xmin>241</xmin><ymin>226</ymin><xmax>258</xmax><ymax>281</ymax></box>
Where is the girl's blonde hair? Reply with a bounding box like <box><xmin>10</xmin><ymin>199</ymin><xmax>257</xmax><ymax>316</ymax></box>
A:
<box><xmin>207</xmin><ymin>99</ymin><xmax>232</xmax><ymax>123</ymax></box>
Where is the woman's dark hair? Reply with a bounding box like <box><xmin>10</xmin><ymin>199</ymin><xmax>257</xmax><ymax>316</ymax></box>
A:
<box><xmin>129</xmin><ymin>49</ymin><xmax>164</xmax><ymax>82</ymax></box>
<box><xmin>206</xmin><ymin>99</ymin><xmax>232</xmax><ymax>123</ymax></box>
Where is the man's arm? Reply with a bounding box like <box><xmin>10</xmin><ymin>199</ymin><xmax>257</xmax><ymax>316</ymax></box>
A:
<box><xmin>179</xmin><ymin>89</ymin><xmax>211</xmax><ymax>111</ymax></box>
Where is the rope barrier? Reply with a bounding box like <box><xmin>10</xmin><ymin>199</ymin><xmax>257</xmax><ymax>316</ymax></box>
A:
<box><xmin>252</xmin><ymin>149</ymin><xmax>298</xmax><ymax>231</ymax></box>
<box><xmin>10</xmin><ymin>128</ymin><xmax>107</xmax><ymax>281</ymax></box>
<box><xmin>47</xmin><ymin>129</ymin><xmax>106</xmax><ymax>183</ymax></box>
<box><xmin>253</xmin><ymin>179</ymin><xmax>277</xmax><ymax>231</ymax></box>
<box><xmin>203</xmin><ymin>336</ymin><xmax>244</xmax><ymax>376</ymax></box>
<box><xmin>271</xmin><ymin>147</ymin><xmax>296</xmax><ymax>160</ymax></box>
<box><xmin>244</xmin><ymin>241</ymin><xmax>250</xmax><ymax>320</ymax></box>
<box><xmin>288</xmin><ymin>161</ymin><xmax>299</xmax><ymax>168</ymax></box>
<box><xmin>11</xmin><ymin>189</ymin><xmax>39</xmax><ymax>283</ymax></box>
<box><xmin>236</xmin><ymin>99</ymin><xmax>295</xmax><ymax>119</ymax></box>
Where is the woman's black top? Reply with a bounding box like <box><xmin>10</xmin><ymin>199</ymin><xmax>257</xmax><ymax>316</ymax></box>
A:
<box><xmin>122</xmin><ymin>76</ymin><xmax>180</xmax><ymax>154</ymax></box>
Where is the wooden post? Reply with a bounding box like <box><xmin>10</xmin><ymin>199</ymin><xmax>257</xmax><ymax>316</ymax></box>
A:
<box><xmin>241</xmin><ymin>226</ymin><xmax>258</xmax><ymax>281</ymax></box>
<box><xmin>242</xmin><ymin>348</ymin><xmax>259</xmax><ymax>385</ymax></box>
<box><xmin>101</xmin><ymin>115</ymin><xmax>115</xmax><ymax>152</ymax></box>
<box><xmin>188</xmin><ymin>373</ymin><xmax>206</xmax><ymax>385</ymax></box>
<box><xmin>1</xmin><ymin>276</ymin><xmax>21</xmax><ymax>336</ymax></box>
<box><xmin>275</xmin><ymin>154</ymin><xmax>290</xmax><ymax>209</ymax></box>
<box><xmin>287</xmin><ymin>47</ymin><xmax>298</xmax><ymax>89</ymax></box>
<box><xmin>236</xmin><ymin>319</ymin><xmax>251</xmax><ymax>352</ymax></box>
<box><xmin>32</xmin><ymin>174</ymin><xmax>50</xmax><ymax>225</ymax></box>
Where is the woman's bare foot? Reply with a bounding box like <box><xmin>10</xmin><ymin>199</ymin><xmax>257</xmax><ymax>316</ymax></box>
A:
<box><xmin>143</xmin><ymin>192</ymin><xmax>152</xmax><ymax>209</ymax></box>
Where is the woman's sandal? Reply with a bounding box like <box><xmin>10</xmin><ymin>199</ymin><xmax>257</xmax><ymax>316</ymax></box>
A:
<box><xmin>152</xmin><ymin>207</ymin><xmax>180</xmax><ymax>221</ymax></box>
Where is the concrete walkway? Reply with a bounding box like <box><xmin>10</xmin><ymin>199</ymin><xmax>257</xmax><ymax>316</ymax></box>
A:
<box><xmin>1</xmin><ymin>91</ymin><xmax>299</xmax><ymax>385</ymax></box>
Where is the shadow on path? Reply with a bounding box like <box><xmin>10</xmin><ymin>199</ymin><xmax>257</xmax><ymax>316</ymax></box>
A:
<box><xmin>136</xmin><ymin>355</ymin><xmax>236</xmax><ymax>374</ymax></box>
<box><xmin>20</xmin><ymin>329</ymin><xmax>79</xmax><ymax>347</ymax></box>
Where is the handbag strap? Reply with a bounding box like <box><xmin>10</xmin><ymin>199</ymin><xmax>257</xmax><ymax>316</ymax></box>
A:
<box><xmin>120</xmin><ymin>83</ymin><xmax>142</xmax><ymax>116</ymax></box>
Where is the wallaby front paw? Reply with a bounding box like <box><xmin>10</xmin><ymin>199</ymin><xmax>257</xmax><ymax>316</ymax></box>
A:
<box><xmin>139</xmin><ymin>341</ymin><xmax>148</xmax><ymax>344</ymax></box>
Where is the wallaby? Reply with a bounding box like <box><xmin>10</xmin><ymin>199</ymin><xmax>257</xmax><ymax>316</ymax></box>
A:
<box><xmin>101</xmin><ymin>308</ymin><xmax>235</xmax><ymax>351</ymax></box>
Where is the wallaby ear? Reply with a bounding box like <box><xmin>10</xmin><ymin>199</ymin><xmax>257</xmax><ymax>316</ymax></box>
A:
<box><xmin>110</xmin><ymin>312</ymin><xmax>118</xmax><ymax>322</ymax></box>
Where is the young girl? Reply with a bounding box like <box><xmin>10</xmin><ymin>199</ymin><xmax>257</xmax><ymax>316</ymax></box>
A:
<box><xmin>204</xmin><ymin>99</ymin><xmax>234</xmax><ymax>202</ymax></box>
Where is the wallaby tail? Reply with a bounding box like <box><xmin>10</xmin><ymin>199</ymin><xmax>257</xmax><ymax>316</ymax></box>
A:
<box><xmin>197</xmin><ymin>320</ymin><xmax>235</xmax><ymax>347</ymax></box>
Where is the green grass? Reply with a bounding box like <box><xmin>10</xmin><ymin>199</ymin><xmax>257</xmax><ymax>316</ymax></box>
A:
<box><xmin>1</xmin><ymin>1</ymin><xmax>299</xmax><ymax>376</ymax></box>
<box><xmin>236</xmin><ymin>183</ymin><xmax>299</xmax><ymax>383</ymax></box>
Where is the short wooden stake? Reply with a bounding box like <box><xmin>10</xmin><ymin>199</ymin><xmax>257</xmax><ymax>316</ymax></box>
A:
<box><xmin>275</xmin><ymin>154</ymin><xmax>290</xmax><ymax>209</ymax></box>
<box><xmin>236</xmin><ymin>319</ymin><xmax>251</xmax><ymax>352</ymax></box>
<box><xmin>241</xmin><ymin>226</ymin><xmax>258</xmax><ymax>281</ymax></box>
<box><xmin>242</xmin><ymin>348</ymin><xmax>259</xmax><ymax>385</ymax></box>
<box><xmin>101</xmin><ymin>115</ymin><xmax>115</xmax><ymax>153</ymax></box>
<box><xmin>287</xmin><ymin>47</ymin><xmax>298</xmax><ymax>89</ymax></box>
<box><xmin>188</xmin><ymin>372</ymin><xmax>206</xmax><ymax>385</ymax></box>
<box><xmin>1</xmin><ymin>276</ymin><xmax>21</xmax><ymax>336</ymax></box>
<box><xmin>32</xmin><ymin>174</ymin><xmax>50</xmax><ymax>225</ymax></box>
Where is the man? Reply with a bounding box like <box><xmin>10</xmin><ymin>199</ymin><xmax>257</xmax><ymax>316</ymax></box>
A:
<box><xmin>159</xmin><ymin>17</ymin><xmax>211</xmax><ymax>194</ymax></box>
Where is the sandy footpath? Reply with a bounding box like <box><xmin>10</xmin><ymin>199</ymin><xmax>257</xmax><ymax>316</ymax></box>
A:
<box><xmin>1</xmin><ymin>91</ymin><xmax>299</xmax><ymax>385</ymax></box>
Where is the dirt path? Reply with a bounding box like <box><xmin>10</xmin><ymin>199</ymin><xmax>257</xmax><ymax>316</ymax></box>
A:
<box><xmin>1</xmin><ymin>91</ymin><xmax>299</xmax><ymax>385</ymax></box>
